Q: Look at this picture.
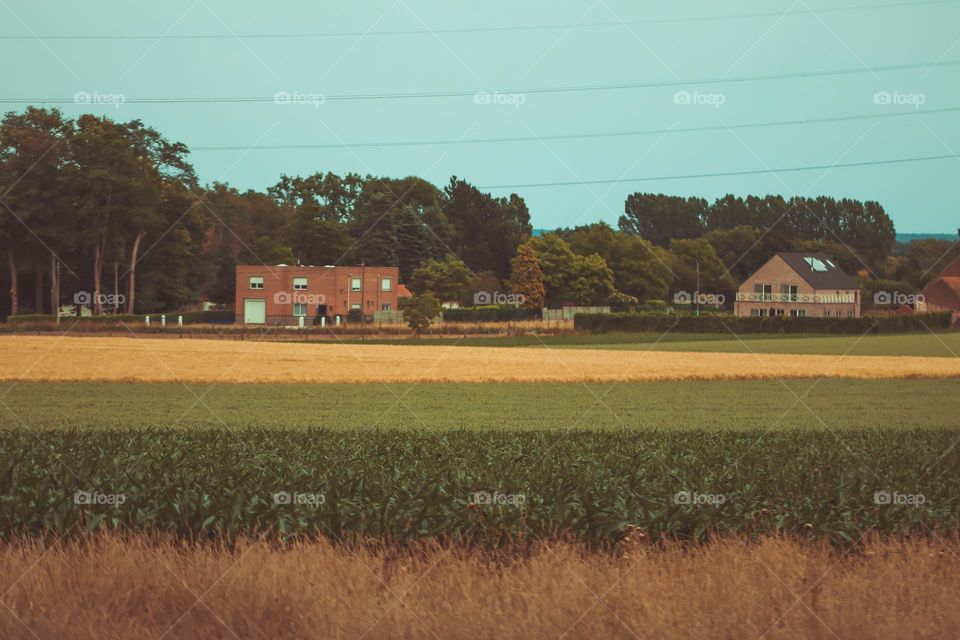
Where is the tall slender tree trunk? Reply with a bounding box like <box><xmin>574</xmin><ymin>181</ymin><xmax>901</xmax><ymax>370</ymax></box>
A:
<box><xmin>34</xmin><ymin>265</ymin><xmax>44</xmax><ymax>315</ymax></box>
<box><xmin>50</xmin><ymin>254</ymin><xmax>59</xmax><ymax>318</ymax></box>
<box><xmin>113</xmin><ymin>262</ymin><xmax>119</xmax><ymax>314</ymax></box>
<box><xmin>7</xmin><ymin>251</ymin><xmax>17</xmax><ymax>316</ymax></box>
<box><xmin>127</xmin><ymin>230</ymin><xmax>145</xmax><ymax>314</ymax></box>
<box><xmin>93</xmin><ymin>240</ymin><xmax>104</xmax><ymax>316</ymax></box>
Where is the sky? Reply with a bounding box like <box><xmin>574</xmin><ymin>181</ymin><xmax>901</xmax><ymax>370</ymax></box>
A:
<box><xmin>2</xmin><ymin>0</ymin><xmax>959</xmax><ymax>233</ymax></box>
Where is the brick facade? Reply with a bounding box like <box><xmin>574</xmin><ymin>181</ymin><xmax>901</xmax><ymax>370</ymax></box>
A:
<box><xmin>734</xmin><ymin>255</ymin><xmax>861</xmax><ymax>318</ymax></box>
<box><xmin>235</xmin><ymin>265</ymin><xmax>400</xmax><ymax>325</ymax></box>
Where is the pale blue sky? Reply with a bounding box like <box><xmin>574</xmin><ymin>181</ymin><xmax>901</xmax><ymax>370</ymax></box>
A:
<box><xmin>2</xmin><ymin>0</ymin><xmax>959</xmax><ymax>232</ymax></box>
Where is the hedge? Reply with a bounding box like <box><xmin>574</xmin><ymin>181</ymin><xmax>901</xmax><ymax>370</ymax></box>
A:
<box><xmin>441</xmin><ymin>305</ymin><xmax>538</xmax><ymax>322</ymax></box>
<box><xmin>574</xmin><ymin>311</ymin><xmax>954</xmax><ymax>334</ymax></box>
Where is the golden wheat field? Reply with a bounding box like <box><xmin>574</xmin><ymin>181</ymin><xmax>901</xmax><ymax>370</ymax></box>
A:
<box><xmin>0</xmin><ymin>335</ymin><xmax>959</xmax><ymax>384</ymax></box>
<box><xmin>1</xmin><ymin>534</ymin><xmax>958</xmax><ymax>640</ymax></box>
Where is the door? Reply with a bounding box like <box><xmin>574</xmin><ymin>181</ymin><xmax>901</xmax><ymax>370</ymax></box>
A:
<box><xmin>244</xmin><ymin>299</ymin><xmax>266</xmax><ymax>324</ymax></box>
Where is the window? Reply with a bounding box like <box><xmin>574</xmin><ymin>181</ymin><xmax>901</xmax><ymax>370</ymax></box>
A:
<box><xmin>293</xmin><ymin>277</ymin><xmax>308</xmax><ymax>291</ymax></box>
<box><xmin>847</xmin><ymin>310</ymin><xmax>854</xmax><ymax>317</ymax></box>
<box><xmin>790</xmin><ymin>309</ymin><xmax>806</xmax><ymax>318</ymax></box>
<box><xmin>780</xmin><ymin>284</ymin><xmax>798</xmax><ymax>302</ymax></box>
<box><xmin>249</xmin><ymin>276</ymin><xmax>264</xmax><ymax>290</ymax></box>
<box><xmin>754</xmin><ymin>283</ymin><xmax>772</xmax><ymax>301</ymax></box>
<box><xmin>771</xmin><ymin>308</ymin><xmax>784</xmax><ymax>317</ymax></box>
<box><xmin>381</xmin><ymin>277</ymin><xmax>392</xmax><ymax>291</ymax></box>
<box><xmin>751</xmin><ymin>308</ymin><xmax>767</xmax><ymax>317</ymax></box>
<box><xmin>381</xmin><ymin>303</ymin><xmax>391</xmax><ymax>311</ymax></box>
<box><xmin>350</xmin><ymin>277</ymin><xmax>362</xmax><ymax>292</ymax></box>
<box><xmin>293</xmin><ymin>303</ymin><xmax>307</xmax><ymax>317</ymax></box>
<box><xmin>351</xmin><ymin>303</ymin><xmax>361</xmax><ymax>310</ymax></box>
<box><xmin>824</xmin><ymin>310</ymin><xmax>831</xmax><ymax>317</ymax></box>
<box><xmin>803</xmin><ymin>256</ymin><xmax>829</xmax><ymax>272</ymax></box>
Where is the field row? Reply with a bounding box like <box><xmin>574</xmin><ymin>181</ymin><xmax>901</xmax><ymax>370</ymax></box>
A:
<box><xmin>3</xmin><ymin>336</ymin><xmax>960</xmax><ymax>383</ymax></box>
<box><xmin>2</xmin><ymin>379</ymin><xmax>959</xmax><ymax>431</ymax></box>
<box><xmin>4</xmin><ymin>429</ymin><xmax>958</xmax><ymax>544</ymax></box>
<box><xmin>1</xmin><ymin>534</ymin><xmax>957</xmax><ymax>640</ymax></box>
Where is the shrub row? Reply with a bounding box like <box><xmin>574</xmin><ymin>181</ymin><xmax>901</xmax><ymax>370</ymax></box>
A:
<box><xmin>442</xmin><ymin>305</ymin><xmax>538</xmax><ymax>322</ymax></box>
<box><xmin>574</xmin><ymin>311</ymin><xmax>954</xmax><ymax>334</ymax></box>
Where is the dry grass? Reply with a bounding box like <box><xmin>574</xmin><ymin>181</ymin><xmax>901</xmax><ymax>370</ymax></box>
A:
<box><xmin>1</xmin><ymin>534</ymin><xmax>958</xmax><ymax>639</ymax></box>
<box><xmin>1</xmin><ymin>335</ymin><xmax>960</xmax><ymax>384</ymax></box>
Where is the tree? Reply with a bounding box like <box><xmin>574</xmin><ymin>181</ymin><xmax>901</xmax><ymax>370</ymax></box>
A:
<box><xmin>508</xmin><ymin>242</ymin><xmax>545</xmax><ymax>309</ymax></box>
<box><xmin>409</xmin><ymin>255</ymin><xmax>473</xmax><ymax>302</ymax></box>
<box><xmin>619</xmin><ymin>193</ymin><xmax>707</xmax><ymax>246</ymax></box>
<box><xmin>668</xmin><ymin>238</ymin><xmax>736</xmax><ymax>301</ymax></box>
<box><xmin>529</xmin><ymin>234</ymin><xmax>615</xmax><ymax>305</ymax></box>
<box><xmin>563</xmin><ymin>222</ymin><xmax>673</xmax><ymax>301</ymax></box>
<box><xmin>404</xmin><ymin>293</ymin><xmax>441</xmax><ymax>336</ymax></box>
<box><xmin>443</xmin><ymin>177</ymin><xmax>531</xmax><ymax>279</ymax></box>
<box><xmin>0</xmin><ymin>107</ymin><xmax>72</xmax><ymax>316</ymax></box>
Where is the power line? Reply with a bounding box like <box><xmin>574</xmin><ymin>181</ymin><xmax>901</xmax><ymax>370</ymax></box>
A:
<box><xmin>1</xmin><ymin>0</ymin><xmax>955</xmax><ymax>40</ymax></box>
<box><xmin>479</xmin><ymin>154</ymin><xmax>960</xmax><ymax>189</ymax></box>
<box><xmin>4</xmin><ymin>59</ymin><xmax>959</xmax><ymax>105</ymax></box>
<box><xmin>187</xmin><ymin>106</ymin><xmax>960</xmax><ymax>151</ymax></box>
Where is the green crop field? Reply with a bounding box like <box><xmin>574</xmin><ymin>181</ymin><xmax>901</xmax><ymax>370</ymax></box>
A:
<box><xmin>344</xmin><ymin>330</ymin><xmax>960</xmax><ymax>357</ymax></box>
<box><xmin>2</xmin><ymin>379</ymin><xmax>960</xmax><ymax>431</ymax></box>
<box><xmin>2</xmin><ymin>380</ymin><xmax>959</xmax><ymax>546</ymax></box>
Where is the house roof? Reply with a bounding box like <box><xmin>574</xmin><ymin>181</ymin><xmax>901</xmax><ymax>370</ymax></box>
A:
<box><xmin>397</xmin><ymin>284</ymin><xmax>412</xmax><ymax>298</ymax></box>
<box><xmin>933</xmin><ymin>254</ymin><xmax>960</xmax><ymax>278</ymax></box>
<box><xmin>923</xmin><ymin>276</ymin><xmax>960</xmax><ymax>310</ymax></box>
<box><xmin>775</xmin><ymin>253</ymin><xmax>858</xmax><ymax>290</ymax></box>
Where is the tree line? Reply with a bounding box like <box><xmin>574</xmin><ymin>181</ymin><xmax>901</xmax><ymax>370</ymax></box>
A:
<box><xmin>1</xmin><ymin>107</ymin><xmax>955</xmax><ymax>318</ymax></box>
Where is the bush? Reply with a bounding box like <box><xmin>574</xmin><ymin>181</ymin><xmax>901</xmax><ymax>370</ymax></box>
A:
<box><xmin>441</xmin><ymin>305</ymin><xmax>537</xmax><ymax>322</ymax></box>
<box><xmin>176</xmin><ymin>310</ymin><xmax>234</xmax><ymax>325</ymax></box>
<box><xmin>6</xmin><ymin>313</ymin><xmax>142</xmax><ymax>324</ymax></box>
<box><xmin>574</xmin><ymin>311</ymin><xmax>954</xmax><ymax>334</ymax></box>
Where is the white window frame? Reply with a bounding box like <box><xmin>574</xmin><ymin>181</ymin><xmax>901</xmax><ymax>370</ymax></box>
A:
<box><xmin>350</xmin><ymin>277</ymin><xmax>362</xmax><ymax>292</ymax></box>
<box><xmin>293</xmin><ymin>277</ymin><xmax>308</xmax><ymax>291</ymax></box>
<box><xmin>293</xmin><ymin>302</ymin><xmax>308</xmax><ymax>317</ymax></box>
<box><xmin>249</xmin><ymin>276</ymin><xmax>264</xmax><ymax>290</ymax></box>
<box><xmin>351</xmin><ymin>303</ymin><xmax>362</xmax><ymax>310</ymax></box>
<box><xmin>381</xmin><ymin>277</ymin><xmax>392</xmax><ymax>291</ymax></box>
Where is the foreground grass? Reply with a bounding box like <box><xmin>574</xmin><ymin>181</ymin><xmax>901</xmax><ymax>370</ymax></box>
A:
<box><xmin>3</xmin><ymin>379</ymin><xmax>960</xmax><ymax>431</ymax></box>
<box><xmin>1</xmin><ymin>534</ymin><xmax>958</xmax><ymax>639</ymax></box>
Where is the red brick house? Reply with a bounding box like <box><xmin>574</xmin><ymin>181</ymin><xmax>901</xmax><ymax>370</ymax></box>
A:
<box><xmin>921</xmin><ymin>255</ymin><xmax>960</xmax><ymax>314</ymax></box>
<box><xmin>734</xmin><ymin>253</ymin><xmax>861</xmax><ymax>318</ymax></box>
<box><xmin>235</xmin><ymin>264</ymin><xmax>400</xmax><ymax>325</ymax></box>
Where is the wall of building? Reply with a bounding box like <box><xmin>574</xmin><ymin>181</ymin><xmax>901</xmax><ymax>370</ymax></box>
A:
<box><xmin>734</xmin><ymin>256</ymin><xmax>861</xmax><ymax>318</ymax></box>
<box><xmin>235</xmin><ymin>265</ymin><xmax>400</xmax><ymax>325</ymax></box>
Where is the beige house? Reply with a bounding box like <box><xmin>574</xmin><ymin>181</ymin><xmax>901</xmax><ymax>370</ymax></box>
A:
<box><xmin>734</xmin><ymin>253</ymin><xmax>861</xmax><ymax>318</ymax></box>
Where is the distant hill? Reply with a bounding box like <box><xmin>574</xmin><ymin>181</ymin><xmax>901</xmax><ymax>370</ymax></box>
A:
<box><xmin>896</xmin><ymin>233</ymin><xmax>957</xmax><ymax>243</ymax></box>
<box><xmin>533</xmin><ymin>229</ymin><xmax>956</xmax><ymax>243</ymax></box>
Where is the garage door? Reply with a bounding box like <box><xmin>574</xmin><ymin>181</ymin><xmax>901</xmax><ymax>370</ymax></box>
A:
<box><xmin>243</xmin><ymin>299</ymin><xmax>266</xmax><ymax>324</ymax></box>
